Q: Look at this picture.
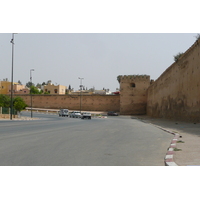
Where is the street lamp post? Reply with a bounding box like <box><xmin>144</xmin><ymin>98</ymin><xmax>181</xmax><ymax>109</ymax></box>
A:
<box><xmin>78</xmin><ymin>77</ymin><xmax>84</xmax><ymax>113</ymax></box>
<box><xmin>30</xmin><ymin>69</ymin><xmax>34</xmax><ymax>118</ymax></box>
<box><xmin>10</xmin><ymin>33</ymin><xmax>17</xmax><ymax>120</ymax></box>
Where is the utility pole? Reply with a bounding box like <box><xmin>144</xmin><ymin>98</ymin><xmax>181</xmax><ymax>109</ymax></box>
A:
<box><xmin>30</xmin><ymin>69</ymin><xmax>34</xmax><ymax>118</ymax></box>
<box><xmin>78</xmin><ymin>77</ymin><xmax>84</xmax><ymax>113</ymax></box>
<box><xmin>10</xmin><ymin>33</ymin><xmax>17</xmax><ymax>120</ymax></box>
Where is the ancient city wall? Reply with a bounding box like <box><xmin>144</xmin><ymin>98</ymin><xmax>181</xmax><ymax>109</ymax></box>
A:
<box><xmin>118</xmin><ymin>75</ymin><xmax>150</xmax><ymax>115</ymax></box>
<box><xmin>147</xmin><ymin>39</ymin><xmax>200</xmax><ymax>122</ymax></box>
<box><xmin>16</xmin><ymin>94</ymin><xmax>120</xmax><ymax>112</ymax></box>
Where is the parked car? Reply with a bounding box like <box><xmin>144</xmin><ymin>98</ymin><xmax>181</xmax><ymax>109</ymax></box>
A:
<box><xmin>107</xmin><ymin>111</ymin><xmax>119</xmax><ymax>116</ymax></box>
<box><xmin>81</xmin><ymin>112</ymin><xmax>92</xmax><ymax>119</ymax></box>
<box><xmin>69</xmin><ymin>111</ymin><xmax>81</xmax><ymax>118</ymax></box>
<box><xmin>59</xmin><ymin>109</ymin><xmax>69</xmax><ymax>117</ymax></box>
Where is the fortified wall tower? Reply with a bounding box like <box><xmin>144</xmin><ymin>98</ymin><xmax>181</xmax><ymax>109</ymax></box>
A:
<box><xmin>118</xmin><ymin>75</ymin><xmax>151</xmax><ymax>115</ymax></box>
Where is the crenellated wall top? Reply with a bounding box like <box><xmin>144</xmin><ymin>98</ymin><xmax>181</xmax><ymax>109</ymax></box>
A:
<box><xmin>117</xmin><ymin>75</ymin><xmax>150</xmax><ymax>83</ymax></box>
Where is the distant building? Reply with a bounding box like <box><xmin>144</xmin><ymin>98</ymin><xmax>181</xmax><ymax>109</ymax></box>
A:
<box><xmin>13</xmin><ymin>87</ymin><xmax>30</xmax><ymax>94</ymax></box>
<box><xmin>93</xmin><ymin>89</ymin><xmax>112</xmax><ymax>95</ymax></box>
<box><xmin>69</xmin><ymin>89</ymin><xmax>113</xmax><ymax>95</ymax></box>
<box><xmin>0</xmin><ymin>79</ymin><xmax>28</xmax><ymax>95</ymax></box>
<box><xmin>69</xmin><ymin>90</ymin><xmax>93</xmax><ymax>95</ymax></box>
<box><xmin>12</xmin><ymin>84</ymin><xmax>30</xmax><ymax>94</ymax></box>
<box><xmin>43</xmin><ymin>81</ymin><xmax>66</xmax><ymax>94</ymax></box>
<box><xmin>0</xmin><ymin>79</ymin><xmax>11</xmax><ymax>94</ymax></box>
<box><xmin>0</xmin><ymin>79</ymin><xmax>67</xmax><ymax>95</ymax></box>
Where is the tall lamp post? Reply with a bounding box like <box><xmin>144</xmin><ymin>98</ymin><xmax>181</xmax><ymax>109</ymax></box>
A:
<box><xmin>10</xmin><ymin>33</ymin><xmax>17</xmax><ymax>120</ymax></box>
<box><xmin>78</xmin><ymin>77</ymin><xmax>84</xmax><ymax>113</ymax></box>
<box><xmin>30</xmin><ymin>69</ymin><xmax>34</xmax><ymax>118</ymax></box>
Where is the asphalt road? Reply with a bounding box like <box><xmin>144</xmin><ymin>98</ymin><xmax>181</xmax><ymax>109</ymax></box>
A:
<box><xmin>0</xmin><ymin>112</ymin><xmax>173</xmax><ymax>166</ymax></box>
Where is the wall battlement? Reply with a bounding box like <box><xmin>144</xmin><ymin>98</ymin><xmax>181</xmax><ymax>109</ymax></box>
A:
<box><xmin>117</xmin><ymin>75</ymin><xmax>150</xmax><ymax>83</ymax></box>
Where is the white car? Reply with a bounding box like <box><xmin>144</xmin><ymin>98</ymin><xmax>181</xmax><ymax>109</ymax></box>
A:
<box><xmin>69</xmin><ymin>111</ymin><xmax>81</xmax><ymax>118</ymax></box>
<box><xmin>81</xmin><ymin>112</ymin><xmax>91</xmax><ymax>119</ymax></box>
<box><xmin>59</xmin><ymin>109</ymin><xmax>69</xmax><ymax>117</ymax></box>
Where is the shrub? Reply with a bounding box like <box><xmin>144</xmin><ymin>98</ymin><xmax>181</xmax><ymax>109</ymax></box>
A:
<box><xmin>174</xmin><ymin>52</ymin><xmax>183</xmax><ymax>62</ymax></box>
<box><xmin>0</xmin><ymin>94</ymin><xmax>11</xmax><ymax>108</ymax></box>
<box><xmin>13</xmin><ymin>97</ymin><xmax>27</xmax><ymax>112</ymax></box>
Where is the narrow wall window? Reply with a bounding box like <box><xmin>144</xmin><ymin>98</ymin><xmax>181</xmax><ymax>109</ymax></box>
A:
<box><xmin>130</xmin><ymin>83</ymin><xmax>136</xmax><ymax>88</ymax></box>
<box><xmin>54</xmin><ymin>89</ymin><xmax>58</xmax><ymax>93</ymax></box>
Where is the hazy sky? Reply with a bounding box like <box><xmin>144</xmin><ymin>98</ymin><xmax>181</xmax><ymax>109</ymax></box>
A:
<box><xmin>0</xmin><ymin>33</ymin><xmax>197</xmax><ymax>91</ymax></box>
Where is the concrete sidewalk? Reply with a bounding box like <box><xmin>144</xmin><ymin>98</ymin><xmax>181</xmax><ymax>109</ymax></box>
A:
<box><xmin>136</xmin><ymin>115</ymin><xmax>200</xmax><ymax>166</ymax></box>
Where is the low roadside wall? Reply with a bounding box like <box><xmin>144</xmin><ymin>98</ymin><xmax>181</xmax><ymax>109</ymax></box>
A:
<box><xmin>0</xmin><ymin>114</ymin><xmax>17</xmax><ymax>119</ymax></box>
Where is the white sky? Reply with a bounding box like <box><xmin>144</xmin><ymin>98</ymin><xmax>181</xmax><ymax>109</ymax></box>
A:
<box><xmin>0</xmin><ymin>33</ymin><xmax>197</xmax><ymax>91</ymax></box>
<box><xmin>1</xmin><ymin>1</ymin><xmax>199</xmax><ymax>92</ymax></box>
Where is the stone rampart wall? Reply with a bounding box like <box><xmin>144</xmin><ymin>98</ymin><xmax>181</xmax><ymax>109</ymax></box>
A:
<box><xmin>16</xmin><ymin>94</ymin><xmax>120</xmax><ymax>112</ymax></box>
<box><xmin>147</xmin><ymin>39</ymin><xmax>200</xmax><ymax>122</ymax></box>
<box><xmin>118</xmin><ymin>75</ymin><xmax>150</xmax><ymax>115</ymax></box>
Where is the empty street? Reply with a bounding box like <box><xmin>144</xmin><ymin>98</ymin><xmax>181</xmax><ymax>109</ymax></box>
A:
<box><xmin>0</xmin><ymin>112</ymin><xmax>172</xmax><ymax>166</ymax></box>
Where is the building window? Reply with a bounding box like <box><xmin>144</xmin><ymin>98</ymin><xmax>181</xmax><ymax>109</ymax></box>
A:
<box><xmin>130</xmin><ymin>83</ymin><xmax>136</xmax><ymax>88</ymax></box>
<box><xmin>54</xmin><ymin>89</ymin><xmax>58</xmax><ymax>93</ymax></box>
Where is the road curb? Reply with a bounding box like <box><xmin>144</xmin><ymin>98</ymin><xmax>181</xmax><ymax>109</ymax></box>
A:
<box><xmin>154</xmin><ymin>125</ymin><xmax>179</xmax><ymax>166</ymax></box>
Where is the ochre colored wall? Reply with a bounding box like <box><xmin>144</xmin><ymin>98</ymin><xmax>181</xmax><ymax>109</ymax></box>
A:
<box><xmin>0</xmin><ymin>81</ymin><xmax>12</xmax><ymax>94</ymax></box>
<box><xmin>147</xmin><ymin>39</ymin><xmax>200</xmax><ymax>122</ymax></box>
<box><xmin>118</xmin><ymin>75</ymin><xmax>150</xmax><ymax>115</ymax></box>
<box><xmin>0</xmin><ymin>114</ymin><xmax>17</xmax><ymax>119</ymax></box>
<box><xmin>16</xmin><ymin>94</ymin><xmax>120</xmax><ymax>112</ymax></box>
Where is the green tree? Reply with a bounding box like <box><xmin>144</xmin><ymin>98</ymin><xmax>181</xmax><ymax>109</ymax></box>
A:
<box><xmin>18</xmin><ymin>80</ymin><xmax>22</xmax><ymax>85</ymax></box>
<box><xmin>0</xmin><ymin>94</ymin><xmax>10</xmax><ymax>108</ymax></box>
<box><xmin>26</xmin><ymin>81</ymin><xmax>35</xmax><ymax>88</ymax></box>
<box><xmin>13</xmin><ymin>97</ymin><xmax>27</xmax><ymax>112</ymax></box>
<box><xmin>36</xmin><ymin>83</ymin><xmax>42</xmax><ymax>89</ymax></box>
<box><xmin>30</xmin><ymin>86</ymin><xmax>42</xmax><ymax>94</ymax></box>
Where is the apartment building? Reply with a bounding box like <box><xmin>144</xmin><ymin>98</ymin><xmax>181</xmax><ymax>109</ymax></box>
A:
<box><xmin>0</xmin><ymin>79</ymin><xmax>29</xmax><ymax>95</ymax></box>
<box><xmin>43</xmin><ymin>82</ymin><xmax>66</xmax><ymax>94</ymax></box>
<box><xmin>0</xmin><ymin>80</ymin><xmax>11</xmax><ymax>94</ymax></box>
